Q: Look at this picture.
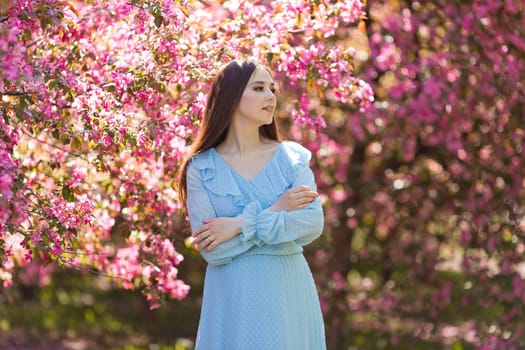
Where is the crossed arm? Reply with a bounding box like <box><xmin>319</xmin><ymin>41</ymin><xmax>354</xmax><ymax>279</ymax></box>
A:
<box><xmin>191</xmin><ymin>184</ymin><xmax>319</xmax><ymax>251</ymax></box>
<box><xmin>186</xmin><ymin>159</ymin><xmax>324</xmax><ymax>265</ymax></box>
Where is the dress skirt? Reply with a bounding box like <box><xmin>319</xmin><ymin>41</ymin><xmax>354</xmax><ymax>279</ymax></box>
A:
<box><xmin>195</xmin><ymin>253</ymin><xmax>326</xmax><ymax>350</ymax></box>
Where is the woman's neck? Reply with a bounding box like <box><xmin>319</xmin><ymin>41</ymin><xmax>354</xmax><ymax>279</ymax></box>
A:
<box><xmin>219</xmin><ymin>121</ymin><xmax>266</xmax><ymax>156</ymax></box>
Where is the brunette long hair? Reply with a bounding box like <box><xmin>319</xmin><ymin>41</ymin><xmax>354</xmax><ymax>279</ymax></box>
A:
<box><xmin>177</xmin><ymin>60</ymin><xmax>281</xmax><ymax>211</ymax></box>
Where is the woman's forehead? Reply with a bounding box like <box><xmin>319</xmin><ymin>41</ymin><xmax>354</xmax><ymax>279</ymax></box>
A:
<box><xmin>249</xmin><ymin>66</ymin><xmax>274</xmax><ymax>83</ymax></box>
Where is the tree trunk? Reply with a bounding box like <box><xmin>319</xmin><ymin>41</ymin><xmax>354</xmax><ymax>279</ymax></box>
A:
<box><xmin>326</xmin><ymin>142</ymin><xmax>366</xmax><ymax>350</ymax></box>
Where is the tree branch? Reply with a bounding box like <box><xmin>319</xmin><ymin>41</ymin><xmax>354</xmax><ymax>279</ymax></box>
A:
<box><xmin>1</xmin><ymin>91</ymin><xmax>25</xmax><ymax>96</ymax></box>
<box><xmin>20</xmin><ymin>128</ymin><xmax>87</xmax><ymax>160</ymax></box>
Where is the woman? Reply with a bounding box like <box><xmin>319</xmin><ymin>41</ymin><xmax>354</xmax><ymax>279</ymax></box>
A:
<box><xmin>178</xmin><ymin>60</ymin><xmax>326</xmax><ymax>349</ymax></box>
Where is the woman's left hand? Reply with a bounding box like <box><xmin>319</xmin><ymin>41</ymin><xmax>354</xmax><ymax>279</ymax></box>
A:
<box><xmin>191</xmin><ymin>216</ymin><xmax>242</xmax><ymax>252</ymax></box>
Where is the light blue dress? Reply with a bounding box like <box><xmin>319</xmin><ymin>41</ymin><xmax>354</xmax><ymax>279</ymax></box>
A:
<box><xmin>186</xmin><ymin>141</ymin><xmax>326</xmax><ymax>350</ymax></box>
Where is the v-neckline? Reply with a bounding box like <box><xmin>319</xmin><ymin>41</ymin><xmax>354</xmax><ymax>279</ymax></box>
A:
<box><xmin>212</xmin><ymin>142</ymin><xmax>283</xmax><ymax>183</ymax></box>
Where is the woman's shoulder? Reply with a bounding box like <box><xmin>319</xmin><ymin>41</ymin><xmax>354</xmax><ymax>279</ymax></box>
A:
<box><xmin>188</xmin><ymin>148</ymin><xmax>214</xmax><ymax>171</ymax></box>
<box><xmin>280</xmin><ymin>140</ymin><xmax>312</xmax><ymax>164</ymax></box>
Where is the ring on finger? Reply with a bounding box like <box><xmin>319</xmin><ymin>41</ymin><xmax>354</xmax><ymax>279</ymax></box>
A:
<box><xmin>208</xmin><ymin>236</ymin><xmax>214</xmax><ymax>243</ymax></box>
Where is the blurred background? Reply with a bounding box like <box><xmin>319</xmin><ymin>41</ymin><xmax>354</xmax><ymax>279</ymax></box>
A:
<box><xmin>1</xmin><ymin>0</ymin><xmax>524</xmax><ymax>349</ymax></box>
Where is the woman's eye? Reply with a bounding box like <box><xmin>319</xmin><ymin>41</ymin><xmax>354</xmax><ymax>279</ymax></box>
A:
<box><xmin>254</xmin><ymin>86</ymin><xmax>276</xmax><ymax>93</ymax></box>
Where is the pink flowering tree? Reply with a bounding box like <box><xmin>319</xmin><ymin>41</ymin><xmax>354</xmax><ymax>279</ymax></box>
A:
<box><xmin>311</xmin><ymin>0</ymin><xmax>525</xmax><ymax>349</ymax></box>
<box><xmin>0</xmin><ymin>0</ymin><xmax>370</xmax><ymax>310</ymax></box>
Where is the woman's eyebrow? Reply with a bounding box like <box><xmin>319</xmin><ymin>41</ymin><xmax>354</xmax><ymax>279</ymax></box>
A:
<box><xmin>249</xmin><ymin>81</ymin><xmax>275</xmax><ymax>85</ymax></box>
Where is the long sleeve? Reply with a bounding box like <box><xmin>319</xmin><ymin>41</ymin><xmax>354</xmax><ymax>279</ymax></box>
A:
<box><xmin>186</xmin><ymin>161</ymin><xmax>256</xmax><ymax>265</ymax></box>
<box><xmin>240</xmin><ymin>147</ymin><xmax>324</xmax><ymax>247</ymax></box>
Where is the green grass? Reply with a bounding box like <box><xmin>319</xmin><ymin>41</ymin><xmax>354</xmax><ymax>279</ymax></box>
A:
<box><xmin>0</xmin><ymin>268</ymin><xmax>499</xmax><ymax>350</ymax></box>
<box><xmin>0</xmin><ymin>271</ymin><xmax>199</xmax><ymax>350</ymax></box>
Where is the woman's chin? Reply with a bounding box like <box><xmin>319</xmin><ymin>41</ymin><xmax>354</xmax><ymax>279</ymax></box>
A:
<box><xmin>263</xmin><ymin>116</ymin><xmax>275</xmax><ymax>125</ymax></box>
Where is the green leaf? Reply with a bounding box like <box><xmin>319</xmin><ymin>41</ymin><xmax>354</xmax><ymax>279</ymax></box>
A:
<box><xmin>452</xmin><ymin>341</ymin><xmax>463</xmax><ymax>350</ymax></box>
<box><xmin>49</xmin><ymin>78</ymin><xmax>57</xmax><ymax>90</ymax></box>
<box><xmin>19</xmin><ymin>95</ymin><xmax>28</xmax><ymax>109</ymax></box>
<box><xmin>39</xmin><ymin>17</ymin><xmax>52</xmax><ymax>30</ymax></box>
<box><xmin>154</xmin><ymin>15</ymin><xmax>163</xmax><ymax>28</ymax></box>
<box><xmin>125</xmin><ymin>134</ymin><xmax>137</xmax><ymax>146</ymax></box>
<box><xmin>95</xmin><ymin>155</ymin><xmax>104</xmax><ymax>171</ymax></box>
<box><xmin>72</xmin><ymin>136</ymin><xmax>83</xmax><ymax>148</ymax></box>
<box><xmin>62</xmin><ymin>185</ymin><xmax>74</xmax><ymax>202</ymax></box>
<box><xmin>66</xmin><ymin>90</ymin><xmax>75</xmax><ymax>102</ymax></box>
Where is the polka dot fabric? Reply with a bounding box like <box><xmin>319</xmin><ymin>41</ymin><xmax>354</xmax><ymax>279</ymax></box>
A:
<box><xmin>186</xmin><ymin>141</ymin><xmax>326</xmax><ymax>350</ymax></box>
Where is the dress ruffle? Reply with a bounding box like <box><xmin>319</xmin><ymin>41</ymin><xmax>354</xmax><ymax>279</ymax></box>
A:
<box><xmin>190</xmin><ymin>150</ymin><xmax>245</xmax><ymax>207</ymax></box>
<box><xmin>190</xmin><ymin>141</ymin><xmax>312</xmax><ymax>210</ymax></box>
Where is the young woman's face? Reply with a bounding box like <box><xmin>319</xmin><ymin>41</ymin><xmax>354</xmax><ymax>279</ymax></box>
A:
<box><xmin>235</xmin><ymin>66</ymin><xmax>277</xmax><ymax>126</ymax></box>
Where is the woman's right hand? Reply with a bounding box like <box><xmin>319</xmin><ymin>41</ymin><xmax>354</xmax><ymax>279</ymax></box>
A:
<box><xmin>191</xmin><ymin>216</ymin><xmax>243</xmax><ymax>252</ymax></box>
<box><xmin>269</xmin><ymin>185</ymin><xmax>319</xmax><ymax>212</ymax></box>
